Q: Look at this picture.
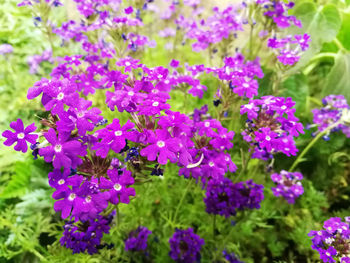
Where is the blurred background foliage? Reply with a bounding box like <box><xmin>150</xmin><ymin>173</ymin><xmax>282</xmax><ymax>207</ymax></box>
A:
<box><xmin>0</xmin><ymin>0</ymin><xmax>350</xmax><ymax>262</ymax></box>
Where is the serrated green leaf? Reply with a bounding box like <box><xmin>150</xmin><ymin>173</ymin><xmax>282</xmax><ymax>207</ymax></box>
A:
<box><xmin>0</xmin><ymin>161</ymin><xmax>32</xmax><ymax>199</ymax></box>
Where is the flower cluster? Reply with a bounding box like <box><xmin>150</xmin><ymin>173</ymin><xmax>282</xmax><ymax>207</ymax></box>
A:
<box><xmin>270</xmin><ymin>170</ymin><xmax>303</xmax><ymax>204</ymax></box>
<box><xmin>60</xmin><ymin>213</ymin><xmax>114</xmax><ymax>255</ymax></box>
<box><xmin>256</xmin><ymin>0</ymin><xmax>302</xmax><ymax>28</ymax></box>
<box><xmin>204</xmin><ymin>178</ymin><xmax>264</xmax><ymax>217</ymax></box>
<box><xmin>169</xmin><ymin>228</ymin><xmax>204</xmax><ymax>263</ymax></box>
<box><xmin>0</xmin><ymin>44</ymin><xmax>13</xmax><ymax>55</ymax></box>
<box><xmin>267</xmin><ymin>34</ymin><xmax>311</xmax><ymax>65</ymax></box>
<box><xmin>27</xmin><ymin>50</ymin><xmax>54</xmax><ymax>74</ymax></box>
<box><xmin>125</xmin><ymin>226</ymin><xmax>152</xmax><ymax>252</ymax></box>
<box><xmin>308</xmin><ymin>217</ymin><xmax>350</xmax><ymax>263</ymax></box>
<box><xmin>310</xmin><ymin>95</ymin><xmax>350</xmax><ymax>139</ymax></box>
<box><xmin>240</xmin><ymin>96</ymin><xmax>304</xmax><ymax>160</ymax></box>
<box><xmin>176</xmin><ymin>5</ymin><xmax>243</xmax><ymax>52</ymax></box>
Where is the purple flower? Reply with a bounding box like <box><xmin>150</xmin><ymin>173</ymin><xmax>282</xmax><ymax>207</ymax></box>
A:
<box><xmin>125</xmin><ymin>6</ymin><xmax>134</xmax><ymax>14</ymax></box>
<box><xmin>240</xmin><ymin>96</ymin><xmax>304</xmax><ymax>160</ymax></box>
<box><xmin>99</xmin><ymin>168</ymin><xmax>135</xmax><ymax>204</ymax></box>
<box><xmin>169</xmin><ymin>228</ymin><xmax>204</xmax><ymax>263</ymax></box>
<box><xmin>311</xmin><ymin>95</ymin><xmax>350</xmax><ymax>138</ymax></box>
<box><xmin>93</xmin><ymin>119</ymin><xmax>138</xmax><ymax>158</ymax></box>
<box><xmin>254</xmin><ymin>127</ymin><xmax>278</xmax><ymax>152</ymax></box>
<box><xmin>125</xmin><ymin>226</ymin><xmax>152</xmax><ymax>251</ymax></box>
<box><xmin>53</xmin><ymin>175</ymin><xmax>110</xmax><ymax>221</ymax></box>
<box><xmin>204</xmin><ymin>177</ymin><xmax>239</xmax><ymax>217</ymax></box>
<box><xmin>271</xmin><ymin>170</ymin><xmax>303</xmax><ymax>204</ymax></box>
<box><xmin>309</xmin><ymin>217</ymin><xmax>350</xmax><ymax>263</ymax></box>
<box><xmin>268</xmin><ymin>34</ymin><xmax>311</xmax><ymax>66</ymax></box>
<box><xmin>140</xmin><ymin>129</ymin><xmax>180</xmax><ymax>165</ymax></box>
<box><xmin>0</xmin><ymin>44</ymin><xmax>13</xmax><ymax>55</ymax></box>
<box><xmin>39</xmin><ymin>128</ymin><xmax>87</xmax><ymax>169</ymax></box>
<box><xmin>60</xmin><ymin>213</ymin><xmax>113</xmax><ymax>254</ymax></box>
<box><xmin>204</xmin><ymin>178</ymin><xmax>264</xmax><ymax>217</ymax></box>
<box><xmin>319</xmin><ymin>247</ymin><xmax>337</xmax><ymax>263</ymax></box>
<box><xmin>223</xmin><ymin>250</ymin><xmax>244</xmax><ymax>263</ymax></box>
<box><xmin>2</xmin><ymin>119</ymin><xmax>38</xmax><ymax>153</ymax></box>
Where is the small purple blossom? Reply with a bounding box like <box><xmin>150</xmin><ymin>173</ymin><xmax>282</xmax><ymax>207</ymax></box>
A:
<box><xmin>125</xmin><ymin>226</ymin><xmax>152</xmax><ymax>252</ymax></box>
<box><xmin>169</xmin><ymin>228</ymin><xmax>204</xmax><ymax>263</ymax></box>
<box><xmin>308</xmin><ymin>217</ymin><xmax>350</xmax><ymax>263</ymax></box>
<box><xmin>99</xmin><ymin>168</ymin><xmax>135</xmax><ymax>205</ymax></box>
<box><xmin>2</xmin><ymin>119</ymin><xmax>38</xmax><ymax>153</ymax></box>
<box><xmin>271</xmin><ymin>170</ymin><xmax>303</xmax><ymax>204</ymax></box>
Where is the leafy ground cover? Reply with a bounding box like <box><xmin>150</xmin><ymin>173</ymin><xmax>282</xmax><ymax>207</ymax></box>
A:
<box><xmin>0</xmin><ymin>0</ymin><xmax>350</xmax><ymax>262</ymax></box>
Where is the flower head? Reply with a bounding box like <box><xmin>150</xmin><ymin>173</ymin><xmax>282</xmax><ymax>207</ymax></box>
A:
<box><xmin>2</xmin><ymin>119</ymin><xmax>38</xmax><ymax>153</ymax></box>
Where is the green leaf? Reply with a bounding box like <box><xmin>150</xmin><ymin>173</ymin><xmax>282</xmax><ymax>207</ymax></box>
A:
<box><xmin>0</xmin><ymin>161</ymin><xmax>32</xmax><ymax>199</ymax></box>
<box><xmin>281</xmin><ymin>74</ymin><xmax>309</xmax><ymax>115</ymax></box>
<box><xmin>323</xmin><ymin>51</ymin><xmax>350</xmax><ymax>101</ymax></box>
<box><xmin>337</xmin><ymin>12</ymin><xmax>350</xmax><ymax>51</ymax></box>
<box><xmin>287</xmin><ymin>2</ymin><xmax>342</xmax><ymax>74</ymax></box>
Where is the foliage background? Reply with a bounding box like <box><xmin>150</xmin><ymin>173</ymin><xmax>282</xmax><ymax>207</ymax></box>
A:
<box><xmin>0</xmin><ymin>0</ymin><xmax>350</xmax><ymax>262</ymax></box>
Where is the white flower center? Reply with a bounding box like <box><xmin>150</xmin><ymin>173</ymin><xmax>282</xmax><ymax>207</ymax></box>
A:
<box><xmin>77</xmin><ymin>112</ymin><xmax>84</xmax><ymax>118</ymax></box>
<box><xmin>204</xmin><ymin>121</ymin><xmax>210</xmax><ymax>127</ymax></box>
<box><xmin>68</xmin><ymin>193</ymin><xmax>76</xmax><ymax>201</ymax></box>
<box><xmin>281</xmin><ymin>105</ymin><xmax>287</xmax><ymax>110</ymax></box>
<box><xmin>209</xmin><ymin>161</ymin><xmax>214</xmax><ymax>167</ymax></box>
<box><xmin>152</xmin><ymin>89</ymin><xmax>159</xmax><ymax>94</ymax></box>
<box><xmin>157</xmin><ymin>141</ymin><xmax>165</xmax><ymax>148</ymax></box>
<box><xmin>128</xmin><ymin>91</ymin><xmax>134</xmax><ymax>96</ymax></box>
<box><xmin>17</xmin><ymin>132</ymin><xmax>25</xmax><ymax>139</ymax></box>
<box><xmin>85</xmin><ymin>195</ymin><xmax>92</xmax><ymax>203</ymax></box>
<box><xmin>245</xmin><ymin>104</ymin><xmax>253</xmax><ymax>109</ymax></box>
<box><xmin>152</xmin><ymin>101</ymin><xmax>159</xmax><ymax>107</ymax></box>
<box><xmin>58</xmin><ymin>179</ymin><xmax>65</xmax><ymax>185</ymax></box>
<box><xmin>125</xmin><ymin>62</ymin><xmax>131</xmax><ymax>66</ymax></box>
<box><xmin>164</xmin><ymin>80</ymin><xmax>170</xmax><ymax>84</ymax></box>
<box><xmin>243</xmin><ymin>83</ymin><xmax>250</xmax><ymax>88</ymax></box>
<box><xmin>57</xmin><ymin>92</ymin><xmax>64</xmax><ymax>100</ymax></box>
<box><xmin>265</xmin><ymin>136</ymin><xmax>271</xmax><ymax>141</ymax></box>
<box><xmin>54</xmin><ymin>144</ymin><xmax>62</xmax><ymax>152</ymax></box>
<box><xmin>115</xmin><ymin>130</ymin><xmax>123</xmax><ymax>136</ymax></box>
<box><xmin>114</xmin><ymin>183</ymin><xmax>122</xmax><ymax>191</ymax></box>
<box><xmin>326</xmin><ymin>252</ymin><xmax>331</xmax><ymax>257</ymax></box>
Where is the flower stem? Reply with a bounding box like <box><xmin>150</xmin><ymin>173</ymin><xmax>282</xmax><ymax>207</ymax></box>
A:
<box><xmin>173</xmin><ymin>178</ymin><xmax>193</xmax><ymax>223</ymax></box>
<box><xmin>289</xmin><ymin>122</ymin><xmax>340</xmax><ymax>172</ymax></box>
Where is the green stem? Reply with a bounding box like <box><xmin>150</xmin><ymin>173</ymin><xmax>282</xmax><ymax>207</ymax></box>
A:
<box><xmin>212</xmin><ymin>214</ymin><xmax>217</xmax><ymax>242</ymax></box>
<box><xmin>173</xmin><ymin>178</ymin><xmax>193</xmax><ymax>223</ymax></box>
<box><xmin>311</xmin><ymin>52</ymin><xmax>337</xmax><ymax>62</ymax></box>
<box><xmin>289</xmin><ymin>122</ymin><xmax>340</xmax><ymax>172</ymax></box>
<box><xmin>333</xmin><ymin>38</ymin><xmax>345</xmax><ymax>51</ymax></box>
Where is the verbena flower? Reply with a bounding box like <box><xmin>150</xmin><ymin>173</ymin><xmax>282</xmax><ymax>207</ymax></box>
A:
<box><xmin>268</xmin><ymin>34</ymin><xmax>311</xmax><ymax>65</ymax></box>
<box><xmin>310</xmin><ymin>95</ymin><xmax>350</xmax><ymax>139</ymax></box>
<box><xmin>222</xmin><ymin>250</ymin><xmax>244</xmax><ymax>263</ymax></box>
<box><xmin>240</xmin><ymin>96</ymin><xmax>304</xmax><ymax>160</ymax></box>
<box><xmin>308</xmin><ymin>217</ymin><xmax>350</xmax><ymax>263</ymax></box>
<box><xmin>39</xmin><ymin>128</ymin><xmax>87</xmax><ymax>169</ymax></box>
<box><xmin>204</xmin><ymin>178</ymin><xmax>264</xmax><ymax>217</ymax></box>
<box><xmin>124</xmin><ymin>226</ymin><xmax>152</xmax><ymax>252</ymax></box>
<box><xmin>99</xmin><ymin>168</ymin><xmax>136</xmax><ymax>205</ymax></box>
<box><xmin>2</xmin><ymin>118</ymin><xmax>38</xmax><ymax>153</ymax></box>
<box><xmin>256</xmin><ymin>0</ymin><xmax>302</xmax><ymax>28</ymax></box>
<box><xmin>60</xmin><ymin>213</ymin><xmax>114</xmax><ymax>254</ymax></box>
<box><xmin>271</xmin><ymin>170</ymin><xmax>303</xmax><ymax>204</ymax></box>
<box><xmin>169</xmin><ymin>228</ymin><xmax>204</xmax><ymax>263</ymax></box>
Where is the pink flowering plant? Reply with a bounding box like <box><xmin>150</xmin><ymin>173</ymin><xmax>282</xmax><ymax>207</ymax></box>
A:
<box><xmin>1</xmin><ymin>0</ymin><xmax>350</xmax><ymax>262</ymax></box>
